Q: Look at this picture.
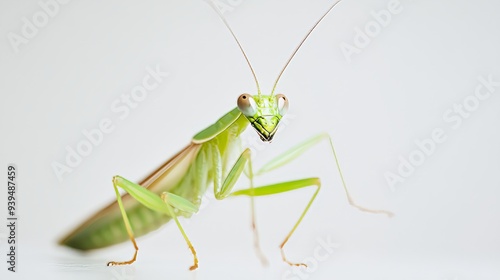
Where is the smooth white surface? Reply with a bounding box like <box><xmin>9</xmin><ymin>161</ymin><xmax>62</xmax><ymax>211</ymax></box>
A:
<box><xmin>1</xmin><ymin>0</ymin><xmax>500</xmax><ymax>279</ymax></box>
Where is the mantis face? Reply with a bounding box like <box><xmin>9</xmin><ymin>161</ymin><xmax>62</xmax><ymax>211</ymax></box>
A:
<box><xmin>237</xmin><ymin>93</ymin><xmax>289</xmax><ymax>142</ymax></box>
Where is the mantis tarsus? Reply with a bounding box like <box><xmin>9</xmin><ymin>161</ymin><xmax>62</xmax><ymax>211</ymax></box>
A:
<box><xmin>59</xmin><ymin>0</ymin><xmax>393</xmax><ymax>270</ymax></box>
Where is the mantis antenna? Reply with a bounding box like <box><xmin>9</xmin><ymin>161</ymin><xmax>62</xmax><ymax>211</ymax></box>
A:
<box><xmin>270</xmin><ymin>0</ymin><xmax>343</xmax><ymax>96</ymax></box>
<box><xmin>206</xmin><ymin>0</ymin><xmax>262</xmax><ymax>95</ymax></box>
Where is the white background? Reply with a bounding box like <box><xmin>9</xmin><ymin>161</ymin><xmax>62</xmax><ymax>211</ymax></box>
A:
<box><xmin>1</xmin><ymin>0</ymin><xmax>500</xmax><ymax>279</ymax></box>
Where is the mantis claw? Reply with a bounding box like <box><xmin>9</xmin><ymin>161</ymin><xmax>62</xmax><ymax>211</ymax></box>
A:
<box><xmin>284</xmin><ymin>260</ymin><xmax>308</xmax><ymax>267</ymax></box>
<box><xmin>106</xmin><ymin>250</ymin><xmax>137</xmax><ymax>266</ymax></box>
<box><xmin>280</xmin><ymin>246</ymin><xmax>308</xmax><ymax>268</ymax></box>
<box><xmin>107</xmin><ymin>261</ymin><xmax>131</xmax><ymax>266</ymax></box>
<box><xmin>293</xmin><ymin>263</ymin><xmax>307</xmax><ymax>268</ymax></box>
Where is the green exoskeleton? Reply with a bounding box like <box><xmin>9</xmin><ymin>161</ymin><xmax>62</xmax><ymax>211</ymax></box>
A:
<box><xmin>59</xmin><ymin>0</ymin><xmax>392</xmax><ymax>270</ymax></box>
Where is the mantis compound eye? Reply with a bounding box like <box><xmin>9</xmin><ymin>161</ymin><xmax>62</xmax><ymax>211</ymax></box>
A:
<box><xmin>276</xmin><ymin>94</ymin><xmax>288</xmax><ymax>116</ymax></box>
<box><xmin>237</xmin><ymin>93</ymin><xmax>257</xmax><ymax>116</ymax></box>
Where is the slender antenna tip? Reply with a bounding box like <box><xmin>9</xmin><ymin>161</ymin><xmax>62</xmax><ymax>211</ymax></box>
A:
<box><xmin>271</xmin><ymin>0</ymin><xmax>343</xmax><ymax>96</ymax></box>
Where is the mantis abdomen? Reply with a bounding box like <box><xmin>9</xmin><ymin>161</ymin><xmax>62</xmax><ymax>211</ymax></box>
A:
<box><xmin>61</xmin><ymin>203</ymin><xmax>172</xmax><ymax>250</ymax></box>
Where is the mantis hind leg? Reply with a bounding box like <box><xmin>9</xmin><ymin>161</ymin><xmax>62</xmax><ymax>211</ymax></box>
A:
<box><xmin>107</xmin><ymin>176</ymin><xmax>199</xmax><ymax>270</ymax></box>
<box><xmin>231</xmin><ymin>178</ymin><xmax>321</xmax><ymax>267</ymax></box>
<box><xmin>160</xmin><ymin>192</ymin><xmax>198</xmax><ymax>270</ymax></box>
<box><xmin>106</xmin><ymin>176</ymin><xmax>139</xmax><ymax>266</ymax></box>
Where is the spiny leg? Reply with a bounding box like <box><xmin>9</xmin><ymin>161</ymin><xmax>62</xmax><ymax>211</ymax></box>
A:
<box><xmin>231</xmin><ymin>178</ymin><xmax>321</xmax><ymax>267</ymax></box>
<box><xmin>160</xmin><ymin>192</ymin><xmax>198</xmax><ymax>270</ymax></box>
<box><xmin>107</xmin><ymin>176</ymin><xmax>199</xmax><ymax>270</ymax></box>
<box><xmin>256</xmin><ymin>133</ymin><xmax>393</xmax><ymax>217</ymax></box>
<box><xmin>212</xmin><ymin>147</ymin><xmax>268</xmax><ymax>265</ymax></box>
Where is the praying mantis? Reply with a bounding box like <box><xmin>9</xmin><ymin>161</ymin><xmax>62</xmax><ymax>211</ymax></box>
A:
<box><xmin>59</xmin><ymin>0</ymin><xmax>393</xmax><ymax>270</ymax></box>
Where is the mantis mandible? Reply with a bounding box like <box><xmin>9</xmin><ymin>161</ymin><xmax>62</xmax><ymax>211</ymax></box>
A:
<box><xmin>59</xmin><ymin>0</ymin><xmax>393</xmax><ymax>270</ymax></box>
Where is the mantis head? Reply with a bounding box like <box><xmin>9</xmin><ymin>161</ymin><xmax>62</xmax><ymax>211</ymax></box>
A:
<box><xmin>237</xmin><ymin>94</ymin><xmax>289</xmax><ymax>142</ymax></box>
<box><xmin>213</xmin><ymin>0</ymin><xmax>342</xmax><ymax>142</ymax></box>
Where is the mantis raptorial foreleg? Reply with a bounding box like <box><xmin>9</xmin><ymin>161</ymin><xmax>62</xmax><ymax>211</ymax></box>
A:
<box><xmin>107</xmin><ymin>176</ymin><xmax>199</xmax><ymax>270</ymax></box>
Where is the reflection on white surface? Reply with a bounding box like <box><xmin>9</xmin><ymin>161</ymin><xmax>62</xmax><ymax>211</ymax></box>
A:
<box><xmin>5</xmin><ymin>244</ymin><xmax>500</xmax><ymax>280</ymax></box>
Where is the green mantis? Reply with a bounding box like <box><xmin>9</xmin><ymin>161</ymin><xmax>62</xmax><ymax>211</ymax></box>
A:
<box><xmin>59</xmin><ymin>0</ymin><xmax>392</xmax><ymax>270</ymax></box>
